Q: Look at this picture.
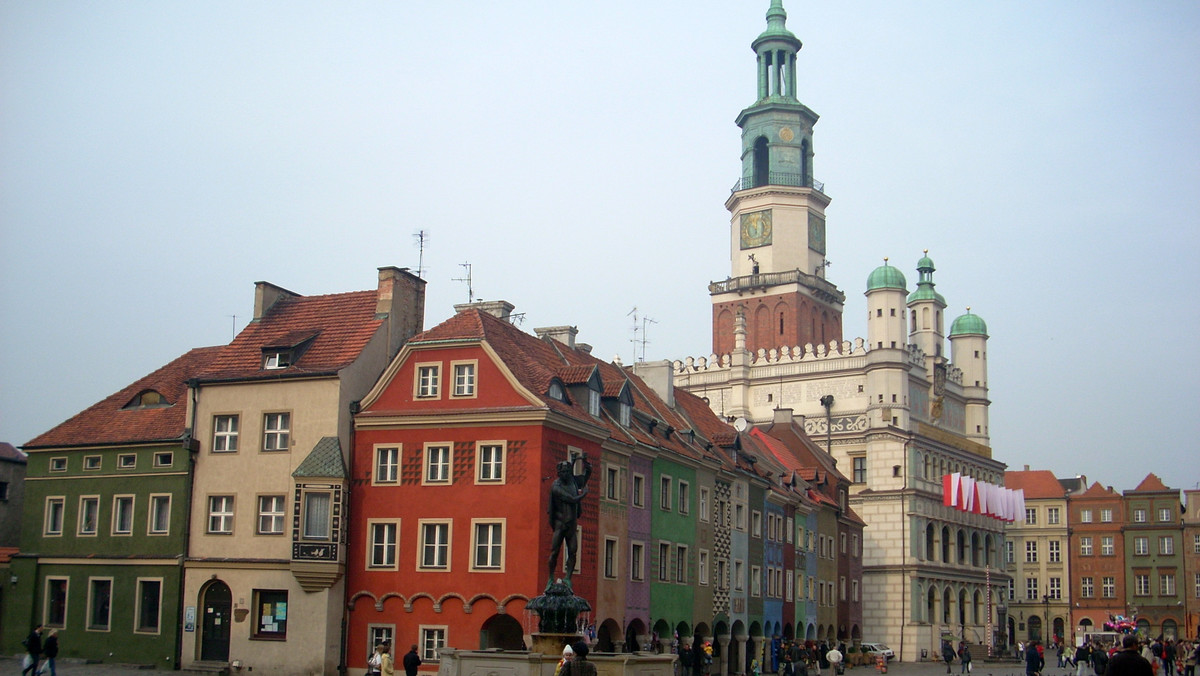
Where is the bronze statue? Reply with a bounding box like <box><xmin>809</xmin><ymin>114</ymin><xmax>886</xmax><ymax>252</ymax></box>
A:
<box><xmin>547</xmin><ymin>456</ymin><xmax>591</xmax><ymax>588</ymax></box>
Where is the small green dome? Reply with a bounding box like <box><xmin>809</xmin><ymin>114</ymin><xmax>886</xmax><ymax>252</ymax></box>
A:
<box><xmin>866</xmin><ymin>262</ymin><xmax>907</xmax><ymax>291</ymax></box>
<box><xmin>917</xmin><ymin>254</ymin><xmax>935</xmax><ymax>271</ymax></box>
<box><xmin>949</xmin><ymin>311</ymin><xmax>988</xmax><ymax>337</ymax></box>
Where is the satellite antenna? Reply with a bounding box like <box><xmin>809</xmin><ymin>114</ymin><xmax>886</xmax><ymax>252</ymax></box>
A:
<box><xmin>733</xmin><ymin>417</ymin><xmax>749</xmax><ymax>432</ymax></box>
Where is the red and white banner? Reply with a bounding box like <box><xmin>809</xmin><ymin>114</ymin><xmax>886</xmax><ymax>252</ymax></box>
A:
<box><xmin>943</xmin><ymin>472</ymin><xmax>1025</xmax><ymax>522</ymax></box>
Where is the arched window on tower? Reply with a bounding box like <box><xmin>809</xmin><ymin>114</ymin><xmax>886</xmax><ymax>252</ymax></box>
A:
<box><xmin>779</xmin><ymin>312</ymin><xmax>784</xmax><ymax>335</ymax></box>
<box><xmin>922</xmin><ymin>307</ymin><xmax>930</xmax><ymax>330</ymax></box>
<box><xmin>801</xmin><ymin>139</ymin><xmax>810</xmax><ymax>187</ymax></box>
<box><xmin>753</xmin><ymin>136</ymin><xmax>770</xmax><ymax>188</ymax></box>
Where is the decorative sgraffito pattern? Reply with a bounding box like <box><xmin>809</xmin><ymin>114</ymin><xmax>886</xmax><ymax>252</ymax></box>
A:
<box><xmin>714</xmin><ymin>480</ymin><xmax>732</xmax><ymax>615</ymax></box>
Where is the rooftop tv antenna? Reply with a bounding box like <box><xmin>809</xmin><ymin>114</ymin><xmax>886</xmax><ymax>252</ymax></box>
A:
<box><xmin>413</xmin><ymin>230</ymin><xmax>429</xmax><ymax>278</ymax></box>
<box><xmin>452</xmin><ymin>262</ymin><xmax>476</xmax><ymax>304</ymax></box>
<box><xmin>627</xmin><ymin>307</ymin><xmax>657</xmax><ymax>362</ymax></box>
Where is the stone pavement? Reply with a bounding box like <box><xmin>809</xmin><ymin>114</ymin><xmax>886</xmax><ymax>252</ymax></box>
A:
<box><xmin>1</xmin><ymin>655</ymin><xmax>1066</xmax><ymax>676</ymax></box>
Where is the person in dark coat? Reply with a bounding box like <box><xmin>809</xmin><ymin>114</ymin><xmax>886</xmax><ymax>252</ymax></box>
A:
<box><xmin>692</xmin><ymin>641</ymin><xmax>707</xmax><ymax>676</ymax></box>
<box><xmin>943</xmin><ymin>641</ymin><xmax>958</xmax><ymax>674</ymax></box>
<box><xmin>1107</xmin><ymin>636</ymin><xmax>1153</xmax><ymax>676</ymax></box>
<box><xmin>569</xmin><ymin>641</ymin><xmax>598</xmax><ymax>676</ymax></box>
<box><xmin>1026</xmin><ymin>641</ymin><xmax>1045</xmax><ymax>676</ymax></box>
<box><xmin>403</xmin><ymin>644</ymin><xmax>422</xmax><ymax>676</ymax></box>
<box><xmin>21</xmin><ymin>624</ymin><xmax>43</xmax><ymax>676</ymax></box>
<box><xmin>41</xmin><ymin>630</ymin><xmax>59</xmax><ymax>676</ymax></box>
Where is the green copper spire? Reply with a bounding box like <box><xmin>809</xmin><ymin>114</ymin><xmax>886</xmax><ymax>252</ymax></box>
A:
<box><xmin>907</xmin><ymin>250</ymin><xmax>947</xmax><ymax>304</ymax></box>
<box><xmin>734</xmin><ymin>0</ymin><xmax>819</xmax><ymax>191</ymax></box>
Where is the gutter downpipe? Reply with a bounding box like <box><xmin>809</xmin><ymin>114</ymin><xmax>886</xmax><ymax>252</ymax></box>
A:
<box><xmin>179</xmin><ymin>378</ymin><xmax>201</xmax><ymax>670</ymax></box>
<box><xmin>900</xmin><ymin>438</ymin><xmax>909</xmax><ymax>663</ymax></box>
<box><xmin>339</xmin><ymin>399</ymin><xmax>361</xmax><ymax>676</ymax></box>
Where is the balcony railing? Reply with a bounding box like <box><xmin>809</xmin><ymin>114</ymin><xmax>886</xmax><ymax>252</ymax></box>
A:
<box><xmin>708</xmin><ymin>268</ymin><xmax>844</xmax><ymax>304</ymax></box>
<box><xmin>731</xmin><ymin>173</ymin><xmax>825</xmax><ymax>194</ymax></box>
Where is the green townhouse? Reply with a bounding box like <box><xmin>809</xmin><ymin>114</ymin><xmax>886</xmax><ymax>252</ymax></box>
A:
<box><xmin>649</xmin><ymin>450</ymin><xmax>699</xmax><ymax>640</ymax></box>
<box><xmin>2</xmin><ymin>346</ymin><xmax>221</xmax><ymax>668</ymax></box>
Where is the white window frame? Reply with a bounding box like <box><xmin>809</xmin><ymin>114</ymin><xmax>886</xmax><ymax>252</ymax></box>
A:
<box><xmin>374</xmin><ymin>445</ymin><xmax>400</xmax><ymax>484</ymax></box>
<box><xmin>1134</xmin><ymin>537</ymin><xmax>1149</xmax><ymax>556</ymax></box>
<box><xmin>207</xmin><ymin>495</ymin><xmax>235</xmax><ymax>534</ymax></box>
<box><xmin>1100</xmin><ymin>508</ymin><xmax>1112</xmax><ymax>522</ymax></box>
<box><xmin>659</xmin><ymin>475</ymin><xmax>672</xmax><ymax>511</ymax></box>
<box><xmin>257</xmin><ymin>495</ymin><xmax>287</xmax><ymax>535</ymax></box>
<box><xmin>1080</xmin><ymin>537</ymin><xmax>1093</xmax><ymax>556</ymax></box>
<box><xmin>1102</xmin><ymin>576</ymin><xmax>1115</xmax><ymax>598</ymax></box>
<box><xmin>153</xmin><ymin>451</ymin><xmax>173</xmax><ymax>468</ymax></box>
<box><xmin>148</xmin><ymin>493</ymin><xmax>171</xmax><ymax>535</ymax></box>
<box><xmin>450</xmin><ymin>360</ymin><xmax>477</xmax><ymax>398</ymax></box>
<box><xmin>699</xmin><ymin>487</ymin><xmax>710</xmax><ymax>522</ymax></box>
<box><xmin>418</xmin><ymin>519</ymin><xmax>452</xmax><ymax>570</ymax></box>
<box><xmin>1158</xmin><ymin>507</ymin><xmax>1172</xmax><ymax>522</ymax></box>
<box><xmin>423</xmin><ymin>443</ymin><xmax>452</xmax><ymax>485</ymax></box>
<box><xmin>368</xmin><ymin>625</ymin><xmax>396</xmax><ymax>662</ymax></box>
<box><xmin>43</xmin><ymin>577</ymin><xmax>69</xmax><ymax>628</ymax></box>
<box><xmin>470</xmin><ymin>519</ymin><xmax>505</xmax><ymax>572</ymax></box>
<box><xmin>134</xmin><ymin>577</ymin><xmax>163</xmax><ymax>635</ymax></box>
<box><xmin>603</xmin><ymin>536</ymin><xmax>618</xmax><ymax>579</ymax></box>
<box><xmin>45</xmin><ymin>496</ymin><xmax>65</xmax><ymax>536</ymax></box>
<box><xmin>1133</xmin><ymin>509</ymin><xmax>1147</xmax><ymax>523</ymax></box>
<box><xmin>630</xmin><ymin>541</ymin><xmax>644</xmax><ymax>582</ymax></box>
<box><xmin>1081</xmin><ymin>576</ymin><xmax>1094</xmax><ymax>598</ymax></box>
<box><xmin>420</xmin><ymin>625</ymin><xmax>447</xmax><ymax>662</ymax></box>
<box><xmin>1047</xmin><ymin>507</ymin><xmax>1060</xmax><ymax>524</ymax></box>
<box><xmin>678</xmin><ymin>480</ymin><xmax>690</xmax><ymax>515</ymax></box>
<box><xmin>699</xmin><ymin>549</ymin><xmax>709</xmax><ymax>586</ymax></box>
<box><xmin>301</xmin><ymin>490</ymin><xmax>333</xmax><ymax>541</ymax></box>
<box><xmin>111</xmin><ymin>494</ymin><xmax>135</xmax><ymax>535</ymax></box>
<box><xmin>50</xmin><ymin>456</ymin><xmax>67</xmax><ymax>472</ymax></box>
<box><xmin>1161</xmin><ymin>573</ymin><xmax>1174</xmax><ymax>595</ymax></box>
<box><xmin>368</xmin><ymin>519</ymin><xmax>400</xmax><ymax>570</ymax></box>
<box><xmin>86</xmin><ymin>576</ymin><xmax>114</xmax><ymax>632</ymax></box>
<box><xmin>1159</xmin><ymin>536</ymin><xmax>1174</xmax><ymax>555</ymax></box>
<box><xmin>78</xmin><ymin>495</ymin><xmax>100</xmax><ymax>536</ymax></box>
<box><xmin>212</xmin><ymin>414</ymin><xmax>239</xmax><ymax>452</ymax></box>
<box><xmin>1101</xmin><ymin>536</ymin><xmax>1114</xmax><ymax>556</ymax></box>
<box><xmin>1049</xmin><ymin>540</ymin><xmax>1061</xmax><ymax>563</ymax></box>
<box><xmin>262</xmin><ymin>412</ymin><xmax>291</xmax><ymax>451</ymax></box>
<box><xmin>83</xmin><ymin>455</ymin><xmax>101</xmax><ymax>470</ymax></box>
<box><xmin>117</xmin><ymin>453</ymin><xmax>137</xmax><ymax>469</ymax></box>
<box><xmin>1135</xmin><ymin>574</ymin><xmax>1150</xmax><ymax>596</ymax></box>
<box><xmin>475</xmin><ymin>441</ymin><xmax>505</xmax><ymax>484</ymax></box>
<box><xmin>415</xmin><ymin>363</ymin><xmax>442</xmax><ymax>399</ymax></box>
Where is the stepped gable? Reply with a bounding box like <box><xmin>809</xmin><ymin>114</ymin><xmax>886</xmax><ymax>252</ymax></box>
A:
<box><xmin>199</xmin><ymin>289</ymin><xmax>382</xmax><ymax>381</ymax></box>
<box><xmin>26</xmin><ymin>346</ymin><xmax>223</xmax><ymax>448</ymax></box>
<box><xmin>1005</xmin><ymin>469</ymin><xmax>1067</xmax><ymax>498</ymax></box>
<box><xmin>1129</xmin><ymin>473</ymin><xmax>1171</xmax><ymax>493</ymax></box>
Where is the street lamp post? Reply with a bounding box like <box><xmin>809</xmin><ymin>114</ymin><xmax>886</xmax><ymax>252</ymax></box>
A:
<box><xmin>1042</xmin><ymin>595</ymin><xmax>1051</xmax><ymax>645</ymax></box>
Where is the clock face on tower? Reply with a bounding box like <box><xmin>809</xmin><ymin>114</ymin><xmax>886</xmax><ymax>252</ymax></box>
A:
<box><xmin>740</xmin><ymin>209</ymin><xmax>772</xmax><ymax>249</ymax></box>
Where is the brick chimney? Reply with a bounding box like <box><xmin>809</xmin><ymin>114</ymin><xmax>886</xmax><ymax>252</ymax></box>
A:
<box><xmin>534</xmin><ymin>326</ymin><xmax>578</xmax><ymax>349</ymax></box>
<box><xmin>377</xmin><ymin>267</ymin><xmax>426</xmax><ymax>358</ymax></box>
<box><xmin>455</xmin><ymin>300</ymin><xmax>514</xmax><ymax>321</ymax></box>
<box><xmin>253</xmin><ymin>281</ymin><xmax>300</xmax><ymax>320</ymax></box>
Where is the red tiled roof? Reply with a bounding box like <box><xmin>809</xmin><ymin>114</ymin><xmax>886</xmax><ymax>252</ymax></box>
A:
<box><xmin>555</xmin><ymin>365</ymin><xmax>595</xmax><ymax>385</ymax></box>
<box><xmin>25</xmin><ymin>346</ymin><xmax>224</xmax><ymax>448</ymax></box>
<box><xmin>198</xmin><ymin>290</ymin><xmax>382</xmax><ymax>381</ymax></box>
<box><xmin>1004</xmin><ymin>470</ymin><xmax>1067</xmax><ymax>498</ymax></box>
<box><xmin>1130</xmin><ymin>473</ymin><xmax>1171</xmax><ymax>493</ymax></box>
<box><xmin>1078</xmin><ymin>481</ymin><xmax>1119</xmax><ymax>498</ymax></box>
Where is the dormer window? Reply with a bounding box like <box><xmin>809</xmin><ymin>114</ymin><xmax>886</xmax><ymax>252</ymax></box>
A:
<box><xmin>588</xmin><ymin>388</ymin><xmax>601</xmax><ymax>417</ymax></box>
<box><xmin>264</xmin><ymin>350</ymin><xmax>296</xmax><ymax>369</ymax></box>
<box><xmin>619</xmin><ymin>402</ymin><xmax>631</xmax><ymax>426</ymax></box>
<box><xmin>123</xmin><ymin>390</ymin><xmax>170</xmax><ymax>410</ymax></box>
<box><xmin>548</xmin><ymin>381</ymin><xmax>566</xmax><ymax>402</ymax></box>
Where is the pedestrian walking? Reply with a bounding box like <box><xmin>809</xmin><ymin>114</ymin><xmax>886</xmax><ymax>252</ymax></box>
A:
<box><xmin>960</xmin><ymin>643</ymin><xmax>973</xmax><ymax>674</ymax></box>
<box><xmin>1076</xmin><ymin>642</ymin><xmax>1094</xmax><ymax>676</ymax></box>
<box><xmin>403</xmin><ymin>644</ymin><xmax>422</xmax><ymax>676</ymax></box>
<box><xmin>1108</xmin><ymin>636</ymin><xmax>1153</xmax><ymax>676</ymax></box>
<box><xmin>41</xmin><ymin>630</ymin><xmax>59</xmax><ymax>676</ymax></box>
<box><xmin>943</xmin><ymin>640</ymin><xmax>957</xmax><ymax>674</ymax></box>
<box><xmin>1027</xmin><ymin>640</ymin><xmax>1045</xmax><ymax>676</ymax></box>
<box><xmin>21</xmin><ymin>624</ymin><xmax>43</xmax><ymax>676</ymax></box>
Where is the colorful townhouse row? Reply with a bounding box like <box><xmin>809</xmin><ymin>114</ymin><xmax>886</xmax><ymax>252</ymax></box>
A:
<box><xmin>1003</xmin><ymin>468</ymin><xmax>1200</xmax><ymax>645</ymax></box>
<box><xmin>0</xmin><ymin>274</ymin><xmax>866</xmax><ymax>675</ymax></box>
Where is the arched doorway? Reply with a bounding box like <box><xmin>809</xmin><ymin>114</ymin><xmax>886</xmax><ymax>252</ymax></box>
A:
<box><xmin>1053</xmin><ymin>617</ymin><xmax>1064</xmax><ymax>645</ymax></box>
<box><xmin>480</xmin><ymin>613</ymin><xmax>524</xmax><ymax>650</ymax></box>
<box><xmin>626</xmin><ymin>618</ymin><xmax>647</xmax><ymax>653</ymax></box>
<box><xmin>597</xmin><ymin>618</ymin><xmax>621</xmax><ymax>653</ymax></box>
<box><xmin>199</xmin><ymin>580</ymin><xmax>232</xmax><ymax>661</ymax></box>
<box><xmin>1027</xmin><ymin>616</ymin><xmax>1042</xmax><ymax>642</ymax></box>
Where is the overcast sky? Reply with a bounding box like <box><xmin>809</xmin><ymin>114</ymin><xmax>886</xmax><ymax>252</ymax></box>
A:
<box><xmin>2</xmin><ymin>1</ymin><xmax>1197</xmax><ymax>495</ymax></box>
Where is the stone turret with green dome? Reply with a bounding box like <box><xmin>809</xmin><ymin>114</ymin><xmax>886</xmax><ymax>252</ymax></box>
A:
<box><xmin>949</xmin><ymin>309</ymin><xmax>988</xmax><ymax>337</ymax></box>
<box><xmin>866</xmin><ymin>258</ymin><xmax>907</xmax><ymax>291</ymax></box>
<box><xmin>907</xmin><ymin>252</ymin><xmax>946</xmax><ymax>305</ymax></box>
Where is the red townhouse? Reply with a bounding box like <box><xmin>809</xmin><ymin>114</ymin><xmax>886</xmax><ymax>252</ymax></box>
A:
<box><xmin>346</xmin><ymin>303</ymin><xmax>617</xmax><ymax>671</ymax></box>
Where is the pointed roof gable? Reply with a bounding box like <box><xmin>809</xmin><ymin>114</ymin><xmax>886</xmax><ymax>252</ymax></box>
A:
<box><xmin>1004</xmin><ymin>469</ymin><xmax>1067</xmax><ymax>499</ymax></box>
<box><xmin>198</xmin><ymin>289</ymin><xmax>383</xmax><ymax>381</ymax></box>
<box><xmin>1078</xmin><ymin>481</ymin><xmax>1120</xmax><ymax>498</ymax></box>
<box><xmin>1128</xmin><ymin>473</ymin><xmax>1172</xmax><ymax>493</ymax></box>
<box><xmin>26</xmin><ymin>346</ymin><xmax>224</xmax><ymax>448</ymax></box>
<box><xmin>293</xmin><ymin>437</ymin><xmax>347</xmax><ymax>479</ymax></box>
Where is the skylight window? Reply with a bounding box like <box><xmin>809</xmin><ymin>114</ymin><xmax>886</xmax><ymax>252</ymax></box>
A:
<box><xmin>264</xmin><ymin>351</ymin><xmax>292</xmax><ymax>370</ymax></box>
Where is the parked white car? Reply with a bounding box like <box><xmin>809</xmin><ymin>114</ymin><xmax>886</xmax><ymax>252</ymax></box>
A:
<box><xmin>860</xmin><ymin>643</ymin><xmax>895</xmax><ymax>660</ymax></box>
